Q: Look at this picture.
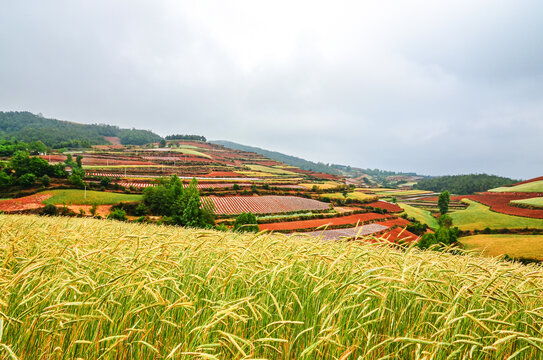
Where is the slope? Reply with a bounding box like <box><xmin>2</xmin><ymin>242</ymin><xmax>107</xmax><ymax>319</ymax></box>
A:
<box><xmin>211</xmin><ymin>140</ymin><xmax>341</xmax><ymax>175</ymax></box>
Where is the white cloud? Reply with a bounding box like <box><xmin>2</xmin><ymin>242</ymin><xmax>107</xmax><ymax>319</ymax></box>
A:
<box><xmin>0</xmin><ymin>0</ymin><xmax>542</xmax><ymax>178</ymax></box>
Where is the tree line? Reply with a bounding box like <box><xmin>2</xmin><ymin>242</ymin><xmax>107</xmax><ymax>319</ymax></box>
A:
<box><xmin>414</xmin><ymin>174</ymin><xmax>517</xmax><ymax>195</ymax></box>
<box><xmin>0</xmin><ymin>111</ymin><xmax>162</xmax><ymax>148</ymax></box>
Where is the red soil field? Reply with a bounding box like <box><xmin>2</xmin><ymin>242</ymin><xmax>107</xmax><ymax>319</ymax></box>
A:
<box><xmin>455</xmin><ymin>193</ymin><xmax>543</xmax><ymax>219</ymax></box>
<box><xmin>118</xmin><ymin>182</ymin><xmax>251</xmax><ymax>189</ymax></box>
<box><xmin>104</xmin><ymin>136</ymin><xmax>121</xmax><ymax>145</ymax></box>
<box><xmin>378</xmin><ymin>227</ymin><xmax>418</xmax><ymax>243</ymax></box>
<box><xmin>204</xmin><ymin>171</ymin><xmax>244</xmax><ymax>178</ymax></box>
<box><xmin>39</xmin><ymin>155</ymin><xmax>153</xmax><ymax>166</ymax></box>
<box><xmin>208</xmin><ymin>195</ymin><xmax>330</xmax><ymax>215</ymax></box>
<box><xmin>361</xmin><ymin>201</ymin><xmax>403</xmax><ymax>213</ymax></box>
<box><xmin>0</xmin><ymin>193</ymin><xmax>52</xmax><ymax>212</ymax></box>
<box><xmin>375</xmin><ymin>218</ymin><xmax>411</xmax><ymax>228</ymax></box>
<box><xmin>259</xmin><ymin>213</ymin><xmax>391</xmax><ymax>231</ymax></box>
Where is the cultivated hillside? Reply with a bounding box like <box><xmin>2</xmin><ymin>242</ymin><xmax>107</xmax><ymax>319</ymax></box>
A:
<box><xmin>1</xmin><ymin>214</ymin><xmax>543</xmax><ymax>359</ymax></box>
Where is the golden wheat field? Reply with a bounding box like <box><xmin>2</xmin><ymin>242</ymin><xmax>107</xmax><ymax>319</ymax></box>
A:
<box><xmin>1</xmin><ymin>215</ymin><xmax>543</xmax><ymax>359</ymax></box>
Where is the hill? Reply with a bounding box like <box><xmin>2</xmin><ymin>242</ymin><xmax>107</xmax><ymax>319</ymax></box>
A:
<box><xmin>2</xmin><ymin>214</ymin><xmax>543</xmax><ymax>359</ymax></box>
<box><xmin>211</xmin><ymin>140</ymin><xmax>342</xmax><ymax>175</ymax></box>
<box><xmin>414</xmin><ymin>174</ymin><xmax>517</xmax><ymax>194</ymax></box>
<box><xmin>0</xmin><ymin>111</ymin><xmax>162</xmax><ymax>148</ymax></box>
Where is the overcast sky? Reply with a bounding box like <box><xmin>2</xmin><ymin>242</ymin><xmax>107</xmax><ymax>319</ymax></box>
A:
<box><xmin>1</xmin><ymin>1</ymin><xmax>542</xmax><ymax>179</ymax></box>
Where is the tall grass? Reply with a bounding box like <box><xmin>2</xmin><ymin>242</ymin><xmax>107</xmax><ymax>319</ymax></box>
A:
<box><xmin>1</xmin><ymin>214</ymin><xmax>543</xmax><ymax>359</ymax></box>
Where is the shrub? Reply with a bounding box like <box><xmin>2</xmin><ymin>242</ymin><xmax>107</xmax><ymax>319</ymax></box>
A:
<box><xmin>107</xmin><ymin>209</ymin><xmax>127</xmax><ymax>221</ymax></box>
<box><xmin>40</xmin><ymin>174</ymin><xmax>51</xmax><ymax>187</ymax></box>
<box><xmin>18</xmin><ymin>173</ymin><xmax>37</xmax><ymax>187</ymax></box>
<box><xmin>233</xmin><ymin>212</ymin><xmax>259</xmax><ymax>233</ymax></box>
<box><xmin>41</xmin><ymin>204</ymin><xmax>59</xmax><ymax>216</ymax></box>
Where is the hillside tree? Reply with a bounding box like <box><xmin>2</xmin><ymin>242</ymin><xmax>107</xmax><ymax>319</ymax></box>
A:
<box><xmin>438</xmin><ymin>191</ymin><xmax>450</xmax><ymax>215</ymax></box>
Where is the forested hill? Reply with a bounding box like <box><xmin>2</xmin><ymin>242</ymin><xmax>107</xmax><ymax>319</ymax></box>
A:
<box><xmin>211</xmin><ymin>140</ymin><xmax>341</xmax><ymax>175</ymax></box>
<box><xmin>0</xmin><ymin>111</ymin><xmax>162</xmax><ymax>148</ymax></box>
<box><xmin>414</xmin><ymin>174</ymin><xmax>517</xmax><ymax>195</ymax></box>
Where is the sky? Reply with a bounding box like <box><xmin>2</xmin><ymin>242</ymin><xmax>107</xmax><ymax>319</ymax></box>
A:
<box><xmin>1</xmin><ymin>1</ymin><xmax>542</xmax><ymax>179</ymax></box>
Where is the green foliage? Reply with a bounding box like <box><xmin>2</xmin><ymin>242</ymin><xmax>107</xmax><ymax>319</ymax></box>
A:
<box><xmin>68</xmin><ymin>173</ymin><xmax>85</xmax><ymax>188</ymax></box>
<box><xmin>18</xmin><ymin>173</ymin><xmax>37</xmax><ymax>187</ymax></box>
<box><xmin>165</xmin><ymin>134</ymin><xmax>207</xmax><ymax>141</ymax></box>
<box><xmin>0</xmin><ymin>111</ymin><xmax>162</xmax><ymax>148</ymax></box>
<box><xmin>143</xmin><ymin>175</ymin><xmax>215</xmax><ymax>228</ymax></box>
<box><xmin>107</xmin><ymin>209</ymin><xmax>127</xmax><ymax>221</ymax></box>
<box><xmin>40</xmin><ymin>174</ymin><xmax>51</xmax><ymax>187</ymax></box>
<box><xmin>438</xmin><ymin>191</ymin><xmax>450</xmax><ymax>215</ymax></box>
<box><xmin>76</xmin><ymin>155</ymin><xmax>83</xmax><ymax>168</ymax></box>
<box><xmin>159</xmin><ymin>139</ymin><xmax>167</xmax><ymax>148</ymax></box>
<box><xmin>417</xmin><ymin>213</ymin><xmax>459</xmax><ymax>250</ymax></box>
<box><xmin>41</xmin><ymin>204</ymin><xmax>59</xmax><ymax>216</ymax></box>
<box><xmin>233</xmin><ymin>212</ymin><xmax>259</xmax><ymax>233</ymax></box>
<box><xmin>215</xmin><ymin>224</ymin><xmax>229</xmax><ymax>231</ymax></box>
<box><xmin>414</xmin><ymin>174</ymin><xmax>516</xmax><ymax>195</ymax></box>
<box><xmin>9</xmin><ymin>151</ymin><xmax>53</xmax><ymax>178</ymax></box>
<box><xmin>0</xmin><ymin>171</ymin><xmax>14</xmax><ymax>188</ymax></box>
<box><xmin>89</xmin><ymin>203</ymin><xmax>98</xmax><ymax>217</ymax></box>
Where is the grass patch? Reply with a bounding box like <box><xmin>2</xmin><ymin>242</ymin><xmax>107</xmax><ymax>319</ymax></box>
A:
<box><xmin>461</xmin><ymin>234</ymin><xmax>543</xmax><ymax>260</ymax></box>
<box><xmin>43</xmin><ymin>189</ymin><xmax>143</xmax><ymax>205</ymax></box>
<box><xmin>398</xmin><ymin>203</ymin><xmax>439</xmax><ymax>230</ymax></box>
<box><xmin>450</xmin><ymin>199</ymin><xmax>543</xmax><ymax>230</ymax></box>
<box><xmin>2</xmin><ymin>214</ymin><xmax>543</xmax><ymax>358</ymax></box>
<box><xmin>490</xmin><ymin>180</ymin><xmax>543</xmax><ymax>193</ymax></box>
<box><xmin>511</xmin><ymin>197</ymin><xmax>543</xmax><ymax>209</ymax></box>
<box><xmin>171</xmin><ymin>148</ymin><xmax>212</xmax><ymax>159</ymax></box>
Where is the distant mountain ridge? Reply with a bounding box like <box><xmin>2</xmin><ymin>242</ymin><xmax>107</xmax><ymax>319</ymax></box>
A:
<box><xmin>0</xmin><ymin>111</ymin><xmax>162</xmax><ymax>148</ymax></box>
<box><xmin>211</xmin><ymin>140</ymin><xmax>342</xmax><ymax>175</ymax></box>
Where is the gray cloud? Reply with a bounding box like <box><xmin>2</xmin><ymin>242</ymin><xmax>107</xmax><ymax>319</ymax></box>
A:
<box><xmin>1</xmin><ymin>0</ymin><xmax>542</xmax><ymax>179</ymax></box>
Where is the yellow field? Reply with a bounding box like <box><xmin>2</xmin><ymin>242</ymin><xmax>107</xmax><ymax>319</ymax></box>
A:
<box><xmin>2</xmin><ymin>214</ymin><xmax>543</xmax><ymax>358</ymax></box>
<box><xmin>320</xmin><ymin>192</ymin><xmax>378</xmax><ymax>202</ymax></box>
<box><xmin>300</xmin><ymin>181</ymin><xmax>343</xmax><ymax>190</ymax></box>
<box><xmin>246</xmin><ymin>164</ymin><xmax>299</xmax><ymax>176</ymax></box>
<box><xmin>461</xmin><ymin>234</ymin><xmax>543</xmax><ymax>260</ymax></box>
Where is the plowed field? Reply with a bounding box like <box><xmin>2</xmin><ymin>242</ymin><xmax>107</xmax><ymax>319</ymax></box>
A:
<box><xmin>362</xmin><ymin>201</ymin><xmax>403</xmax><ymax>213</ymax></box>
<box><xmin>259</xmin><ymin>213</ymin><xmax>390</xmax><ymax>231</ymax></box>
<box><xmin>208</xmin><ymin>196</ymin><xmax>329</xmax><ymax>215</ymax></box>
<box><xmin>0</xmin><ymin>193</ymin><xmax>52</xmax><ymax>212</ymax></box>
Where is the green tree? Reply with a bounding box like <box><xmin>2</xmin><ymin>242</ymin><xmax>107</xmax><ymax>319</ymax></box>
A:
<box><xmin>143</xmin><ymin>175</ymin><xmax>214</xmax><ymax>228</ymax></box>
<box><xmin>18</xmin><ymin>173</ymin><xmax>37</xmax><ymax>187</ymax></box>
<box><xmin>159</xmin><ymin>139</ymin><xmax>167</xmax><ymax>148</ymax></box>
<box><xmin>40</xmin><ymin>174</ymin><xmax>51</xmax><ymax>187</ymax></box>
<box><xmin>76</xmin><ymin>155</ymin><xmax>83</xmax><ymax>168</ymax></box>
<box><xmin>107</xmin><ymin>209</ymin><xmax>127</xmax><ymax>221</ymax></box>
<box><xmin>233</xmin><ymin>212</ymin><xmax>259</xmax><ymax>233</ymax></box>
<box><xmin>68</xmin><ymin>173</ymin><xmax>85</xmax><ymax>188</ymax></box>
<box><xmin>438</xmin><ymin>191</ymin><xmax>450</xmax><ymax>215</ymax></box>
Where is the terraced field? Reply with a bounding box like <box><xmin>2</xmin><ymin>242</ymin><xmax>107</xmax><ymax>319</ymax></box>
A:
<box><xmin>398</xmin><ymin>203</ymin><xmax>439</xmax><ymax>230</ymax></box>
<box><xmin>490</xmin><ymin>180</ymin><xmax>543</xmax><ymax>193</ymax></box>
<box><xmin>511</xmin><ymin>197</ymin><xmax>543</xmax><ymax>209</ymax></box>
<box><xmin>450</xmin><ymin>200</ymin><xmax>543</xmax><ymax>231</ymax></box>
<box><xmin>259</xmin><ymin>213</ymin><xmax>391</xmax><ymax>231</ymax></box>
<box><xmin>208</xmin><ymin>195</ymin><xmax>330</xmax><ymax>215</ymax></box>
